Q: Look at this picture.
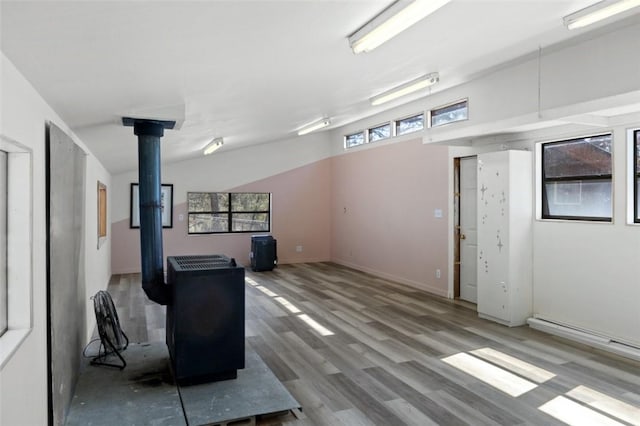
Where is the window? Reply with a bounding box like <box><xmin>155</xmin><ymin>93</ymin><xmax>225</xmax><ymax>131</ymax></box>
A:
<box><xmin>0</xmin><ymin>151</ymin><xmax>6</xmax><ymax>337</ymax></box>
<box><xmin>395</xmin><ymin>113</ymin><xmax>424</xmax><ymax>136</ymax></box>
<box><xmin>430</xmin><ymin>99</ymin><xmax>468</xmax><ymax>127</ymax></box>
<box><xmin>635</xmin><ymin>130</ymin><xmax>640</xmax><ymax>223</ymax></box>
<box><xmin>188</xmin><ymin>192</ymin><xmax>271</xmax><ymax>234</ymax></box>
<box><xmin>368</xmin><ymin>123</ymin><xmax>391</xmax><ymax>143</ymax></box>
<box><xmin>0</xmin><ymin>135</ymin><xmax>32</xmax><ymax>368</ymax></box>
<box><xmin>541</xmin><ymin>134</ymin><xmax>612</xmax><ymax>221</ymax></box>
<box><xmin>345</xmin><ymin>131</ymin><xmax>365</xmax><ymax>149</ymax></box>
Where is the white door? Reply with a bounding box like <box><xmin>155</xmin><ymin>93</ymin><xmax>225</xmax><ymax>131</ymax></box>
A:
<box><xmin>459</xmin><ymin>156</ymin><xmax>478</xmax><ymax>303</ymax></box>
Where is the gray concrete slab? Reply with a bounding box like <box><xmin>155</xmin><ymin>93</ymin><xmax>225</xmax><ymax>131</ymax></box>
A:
<box><xmin>66</xmin><ymin>342</ymin><xmax>300</xmax><ymax>426</ymax></box>
<box><xmin>66</xmin><ymin>343</ymin><xmax>185</xmax><ymax>426</ymax></box>
<box><xmin>179</xmin><ymin>348</ymin><xmax>301</xmax><ymax>426</ymax></box>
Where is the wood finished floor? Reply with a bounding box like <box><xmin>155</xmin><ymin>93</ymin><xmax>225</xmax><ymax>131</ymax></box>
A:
<box><xmin>108</xmin><ymin>263</ymin><xmax>640</xmax><ymax>425</ymax></box>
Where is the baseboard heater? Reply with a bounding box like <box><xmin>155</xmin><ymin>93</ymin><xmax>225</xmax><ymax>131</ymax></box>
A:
<box><xmin>527</xmin><ymin>317</ymin><xmax>640</xmax><ymax>362</ymax></box>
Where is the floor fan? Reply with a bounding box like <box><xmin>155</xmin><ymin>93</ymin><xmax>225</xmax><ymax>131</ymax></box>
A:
<box><xmin>90</xmin><ymin>290</ymin><xmax>129</xmax><ymax>369</ymax></box>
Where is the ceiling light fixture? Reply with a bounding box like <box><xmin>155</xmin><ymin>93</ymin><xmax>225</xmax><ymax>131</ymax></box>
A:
<box><xmin>370</xmin><ymin>72</ymin><xmax>439</xmax><ymax>106</ymax></box>
<box><xmin>203</xmin><ymin>137</ymin><xmax>224</xmax><ymax>155</ymax></box>
<box><xmin>349</xmin><ymin>0</ymin><xmax>451</xmax><ymax>54</ymax></box>
<box><xmin>563</xmin><ymin>0</ymin><xmax>640</xmax><ymax>30</ymax></box>
<box><xmin>297</xmin><ymin>118</ymin><xmax>331</xmax><ymax>136</ymax></box>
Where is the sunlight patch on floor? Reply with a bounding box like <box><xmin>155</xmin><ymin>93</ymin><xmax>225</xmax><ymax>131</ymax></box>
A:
<box><xmin>298</xmin><ymin>314</ymin><xmax>334</xmax><ymax>336</ymax></box>
<box><xmin>245</xmin><ymin>277</ymin><xmax>259</xmax><ymax>286</ymax></box>
<box><xmin>442</xmin><ymin>352</ymin><xmax>537</xmax><ymax>397</ymax></box>
<box><xmin>539</xmin><ymin>396</ymin><xmax>626</xmax><ymax>426</ymax></box>
<box><xmin>470</xmin><ymin>347</ymin><xmax>556</xmax><ymax>383</ymax></box>
<box><xmin>274</xmin><ymin>296</ymin><xmax>302</xmax><ymax>314</ymax></box>
<box><xmin>256</xmin><ymin>285</ymin><xmax>278</xmax><ymax>297</ymax></box>
<box><xmin>566</xmin><ymin>385</ymin><xmax>640</xmax><ymax>426</ymax></box>
<box><xmin>248</xmin><ymin>276</ymin><xmax>334</xmax><ymax>337</ymax></box>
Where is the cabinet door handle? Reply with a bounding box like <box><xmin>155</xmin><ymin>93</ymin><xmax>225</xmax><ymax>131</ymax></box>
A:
<box><xmin>460</xmin><ymin>234</ymin><xmax>466</xmax><ymax>240</ymax></box>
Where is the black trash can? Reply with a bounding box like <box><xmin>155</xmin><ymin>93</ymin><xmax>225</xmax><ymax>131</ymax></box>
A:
<box><xmin>250</xmin><ymin>235</ymin><xmax>277</xmax><ymax>272</ymax></box>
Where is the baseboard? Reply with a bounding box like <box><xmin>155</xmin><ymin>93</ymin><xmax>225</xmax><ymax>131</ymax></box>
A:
<box><xmin>331</xmin><ymin>258</ymin><xmax>448</xmax><ymax>298</ymax></box>
<box><xmin>112</xmin><ymin>267</ymin><xmax>142</xmax><ymax>275</ymax></box>
<box><xmin>277</xmin><ymin>257</ymin><xmax>330</xmax><ymax>265</ymax></box>
<box><xmin>527</xmin><ymin>317</ymin><xmax>640</xmax><ymax>362</ymax></box>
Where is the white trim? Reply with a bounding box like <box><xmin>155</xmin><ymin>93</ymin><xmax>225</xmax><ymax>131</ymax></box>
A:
<box><xmin>627</xmin><ymin>127</ymin><xmax>640</xmax><ymax>224</ymax></box>
<box><xmin>332</xmin><ymin>258</ymin><xmax>448</xmax><ymax>298</ymax></box>
<box><xmin>0</xmin><ymin>135</ymin><xmax>33</xmax><ymax>369</ymax></box>
<box><xmin>527</xmin><ymin>317</ymin><xmax>640</xmax><ymax>362</ymax></box>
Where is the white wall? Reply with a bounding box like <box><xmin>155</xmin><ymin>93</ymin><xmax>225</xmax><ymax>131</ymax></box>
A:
<box><xmin>444</xmin><ymin>125</ymin><xmax>639</xmax><ymax>348</ymax></box>
<box><xmin>532</xmin><ymin>124</ymin><xmax>640</xmax><ymax>348</ymax></box>
<box><xmin>0</xmin><ymin>52</ymin><xmax>112</xmax><ymax>426</ymax></box>
<box><xmin>83</xmin><ymin>158</ymin><xmax>111</xmax><ymax>342</ymax></box>
<box><xmin>446</xmin><ymin>125</ymin><xmax>640</xmax><ymax>349</ymax></box>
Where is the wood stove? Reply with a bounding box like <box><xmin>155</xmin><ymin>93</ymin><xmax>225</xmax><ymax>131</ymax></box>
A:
<box><xmin>166</xmin><ymin>255</ymin><xmax>245</xmax><ymax>385</ymax></box>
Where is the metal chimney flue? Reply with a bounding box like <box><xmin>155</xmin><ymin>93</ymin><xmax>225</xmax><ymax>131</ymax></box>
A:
<box><xmin>123</xmin><ymin>117</ymin><xmax>175</xmax><ymax>305</ymax></box>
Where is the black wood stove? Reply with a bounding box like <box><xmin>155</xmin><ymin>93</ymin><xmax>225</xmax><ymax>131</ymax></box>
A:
<box><xmin>166</xmin><ymin>255</ymin><xmax>245</xmax><ymax>385</ymax></box>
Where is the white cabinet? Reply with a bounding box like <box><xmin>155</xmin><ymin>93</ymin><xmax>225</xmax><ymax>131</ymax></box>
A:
<box><xmin>477</xmin><ymin>150</ymin><xmax>532</xmax><ymax>326</ymax></box>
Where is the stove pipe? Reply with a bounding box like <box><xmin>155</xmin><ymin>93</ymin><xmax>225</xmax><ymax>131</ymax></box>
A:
<box><xmin>123</xmin><ymin>118</ymin><xmax>175</xmax><ymax>305</ymax></box>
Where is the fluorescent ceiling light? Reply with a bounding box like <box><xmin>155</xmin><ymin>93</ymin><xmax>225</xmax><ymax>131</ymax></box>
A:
<box><xmin>371</xmin><ymin>72</ymin><xmax>439</xmax><ymax>106</ymax></box>
<box><xmin>349</xmin><ymin>0</ymin><xmax>451</xmax><ymax>54</ymax></box>
<box><xmin>563</xmin><ymin>0</ymin><xmax>640</xmax><ymax>30</ymax></box>
<box><xmin>203</xmin><ymin>137</ymin><xmax>223</xmax><ymax>155</ymax></box>
<box><xmin>297</xmin><ymin>118</ymin><xmax>331</xmax><ymax>136</ymax></box>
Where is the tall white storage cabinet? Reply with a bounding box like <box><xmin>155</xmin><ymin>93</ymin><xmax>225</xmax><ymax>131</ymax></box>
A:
<box><xmin>477</xmin><ymin>150</ymin><xmax>532</xmax><ymax>326</ymax></box>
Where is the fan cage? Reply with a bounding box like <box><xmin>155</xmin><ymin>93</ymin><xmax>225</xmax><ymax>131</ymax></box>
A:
<box><xmin>89</xmin><ymin>290</ymin><xmax>129</xmax><ymax>369</ymax></box>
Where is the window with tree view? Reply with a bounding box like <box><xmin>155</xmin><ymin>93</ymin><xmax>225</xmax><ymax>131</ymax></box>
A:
<box><xmin>188</xmin><ymin>192</ymin><xmax>271</xmax><ymax>234</ymax></box>
<box><xmin>368</xmin><ymin>123</ymin><xmax>391</xmax><ymax>143</ymax></box>
<box><xmin>542</xmin><ymin>134</ymin><xmax>612</xmax><ymax>221</ymax></box>
<box><xmin>345</xmin><ymin>131</ymin><xmax>365</xmax><ymax>149</ymax></box>
<box><xmin>430</xmin><ymin>99</ymin><xmax>468</xmax><ymax>127</ymax></box>
<box><xmin>395</xmin><ymin>113</ymin><xmax>424</xmax><ymax>136</ymax></box>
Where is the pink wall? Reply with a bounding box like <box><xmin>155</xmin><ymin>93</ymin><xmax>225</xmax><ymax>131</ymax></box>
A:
<box><xmin>330</xmin><ymin>138</ymin><xmax>449</xmax><ymax>296</ymax></box>
<box><xmin>111</xmin><ymin>139</ymin><xmax>450</xmax><ymax>298</ymax></box>
<box><xmin>111</xmin><ymin>159</ymin><xmax>332</xmax><ymax>273</ymax></box>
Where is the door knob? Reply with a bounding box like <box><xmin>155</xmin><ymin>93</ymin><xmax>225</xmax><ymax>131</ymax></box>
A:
<box><xmin>460</xmin><ymin>234</ymin><xmax>466</xmax><ymax>240</ymax></box>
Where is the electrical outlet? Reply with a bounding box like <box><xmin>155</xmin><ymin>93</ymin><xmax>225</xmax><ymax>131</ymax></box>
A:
<box><xmin>436</xmin><ymin>269</ymin><xmax>441</xmax><ymax>279</ymax></box>
<box><xmin>295</xmin><ymin>245</ymin><xmax>303</xmax><ymax>253</ymax></box>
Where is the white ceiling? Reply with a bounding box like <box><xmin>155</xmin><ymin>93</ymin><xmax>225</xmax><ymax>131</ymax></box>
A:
<box><xmin>1</xmin><ymin>0</ymin><xmax>634</xmax><ymax>174</ymax></box>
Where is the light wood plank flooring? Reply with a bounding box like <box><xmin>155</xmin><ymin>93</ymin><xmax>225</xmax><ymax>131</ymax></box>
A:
<box><xmin>108</xmin><ymin>263</ymin><xmax>640</xmax><ymax>425</ymax></box>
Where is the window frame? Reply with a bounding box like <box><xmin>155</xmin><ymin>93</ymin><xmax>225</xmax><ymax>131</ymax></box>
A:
<box><xmin>344</xmin><ymin>131</ymin><xmax>366</xmax><ymax>149</ymax></box>
<box><xmin>0</xmin><ymin>135</ymin><xmax>33</xmax><ymax>368</ymax></box>
<box><xmin>541</xmin><ymin>133</ymin><xmax>613</xmax><ymax>222</ymax></box>
<box><xmin>0</xmin><ymin>151</ymin><xmax>6</xmax><ymax>337</ymax></box>
<box><xmin>367</xmin><ymin>122</ymin><xmax>391</xmax><ymax>143</ymax></box>
<box><xmin>394</xmin><ymin>113</ymin><xmax>425</xmax><ymax>136</ymax></box>
<box><xmin>429</xmin><ymin>98</ymin><xmax>469</xmax><ymax>128</ymax></box>
<box><xmin>634</xmin><ymin>130</ymin><xmax>639</xmax><ymax>223</ymax></box>
<box><xmin>187</xmin><ymin>192</ymin><xmax>271</xmax><ymax>235</ymax></box>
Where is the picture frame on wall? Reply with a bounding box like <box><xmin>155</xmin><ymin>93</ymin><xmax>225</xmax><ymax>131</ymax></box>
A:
<box><xmin>130</xmin><ymin>183</ymin><xmax>173</xmax><ymax>228</ymax></box>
